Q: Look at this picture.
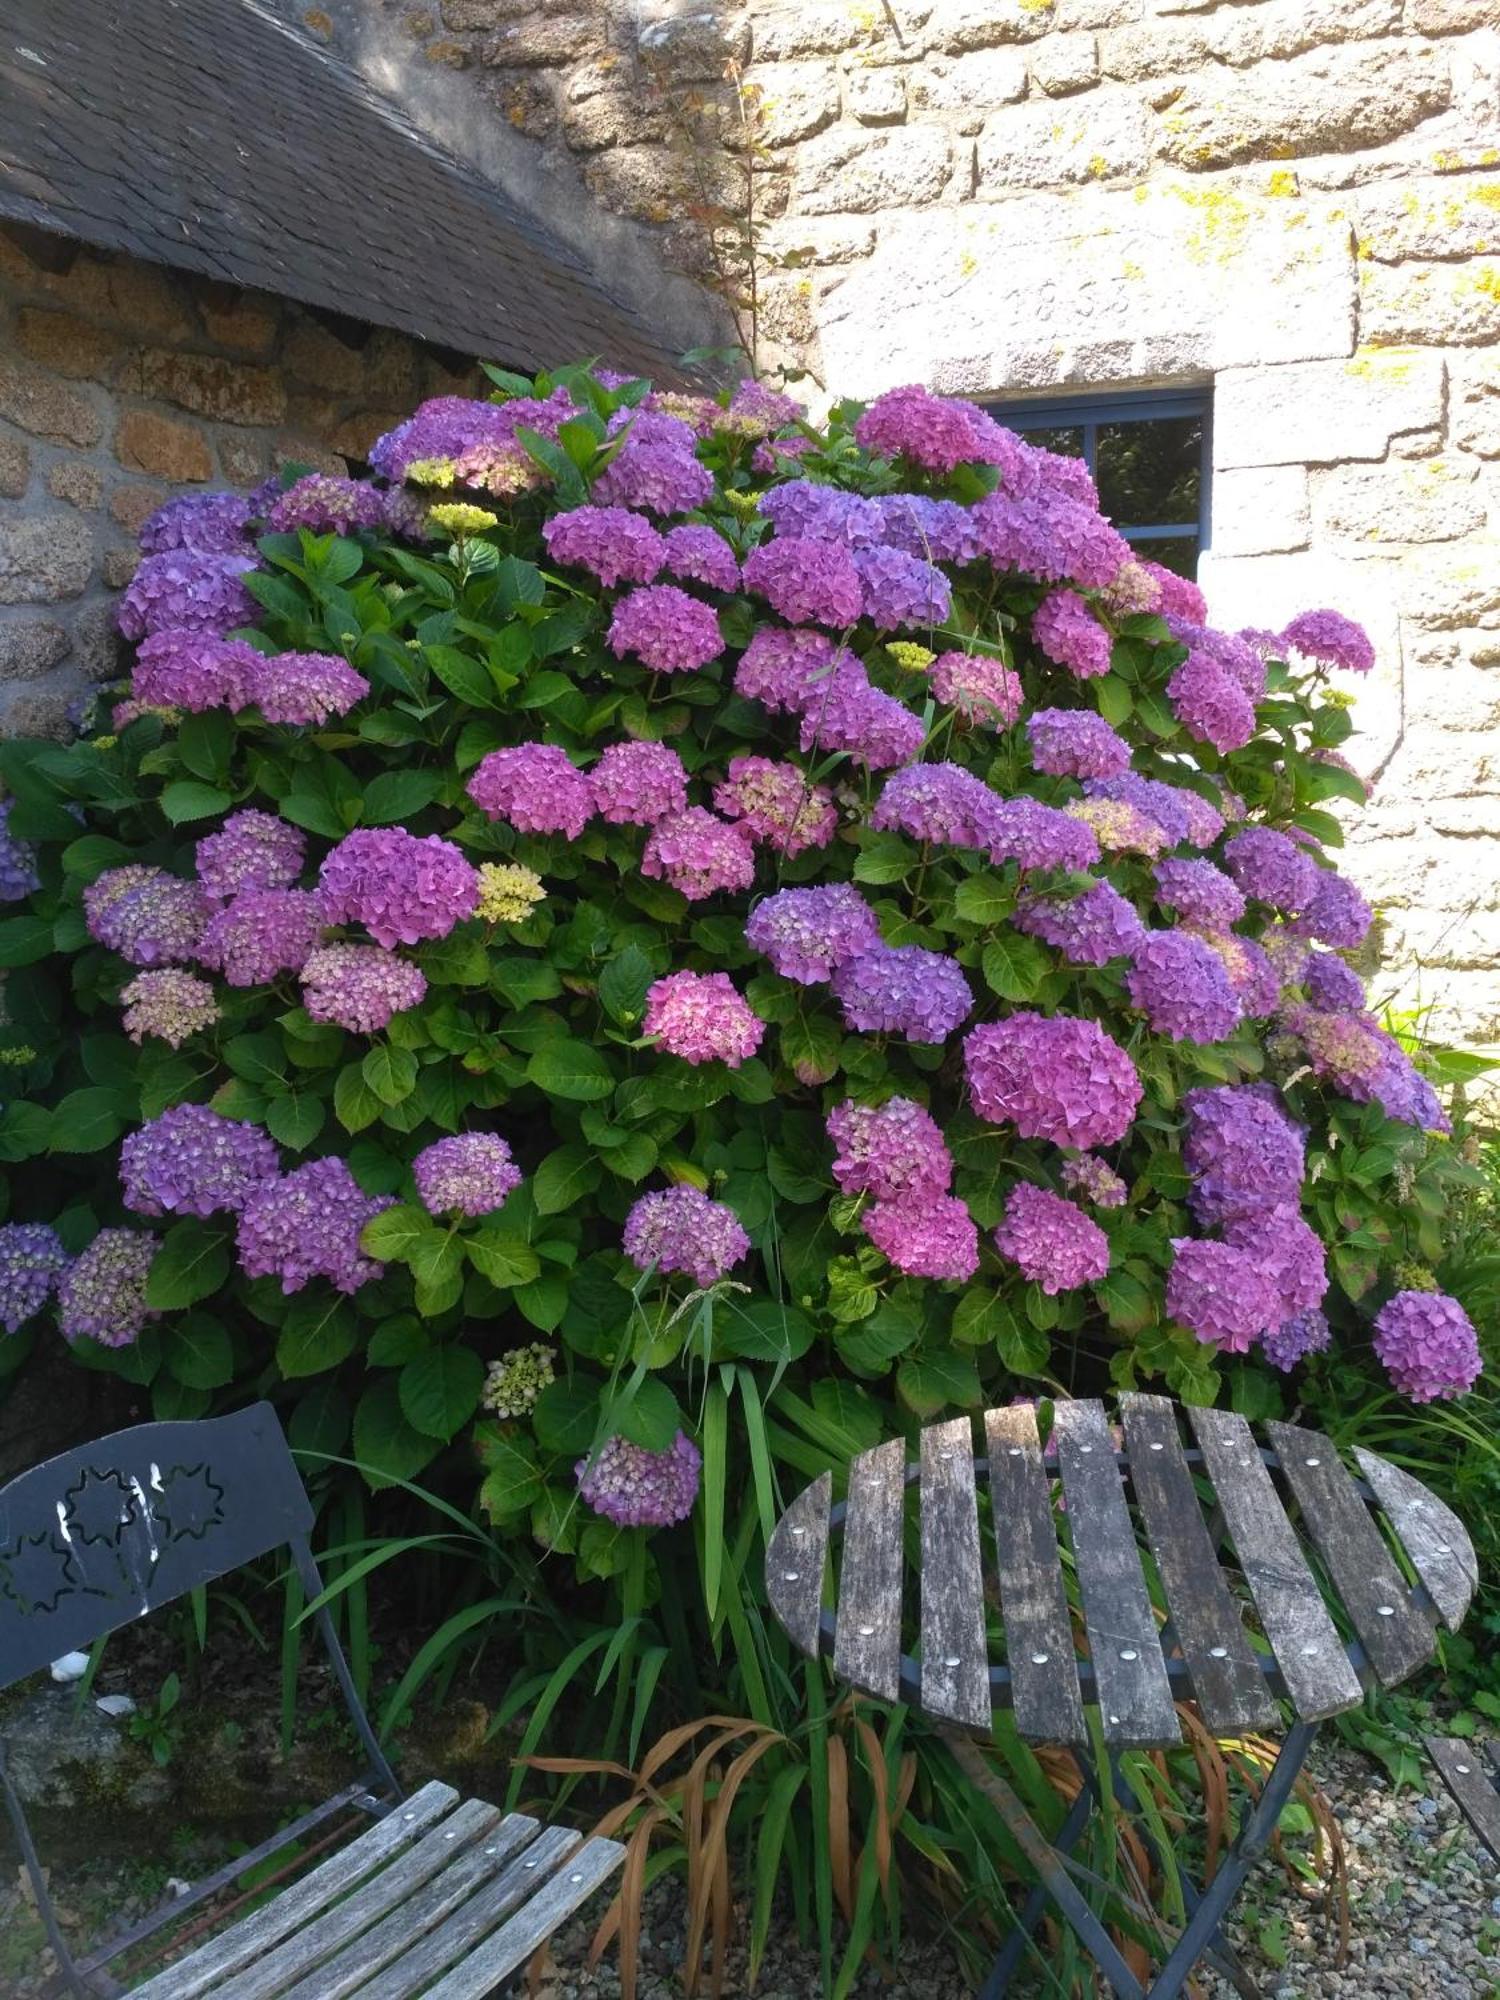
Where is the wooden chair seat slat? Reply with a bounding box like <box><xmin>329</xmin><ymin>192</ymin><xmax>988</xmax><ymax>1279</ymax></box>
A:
<box><xmin>765</xmin><ymin>1469</ymin><xmax>830</xmax><ymax>1659</ymax></box>
<box><xmin>983</xmin><ymin>1403</ymin><xmax>1086</xmax><ymax>1746</ymax></box>
<box><xmin>1425</xmin><ymin>1735</ymin><xmax>1500</xmax><ymax>1862</ymax></box>
<box><xmin>1268</xmin><ymin>1419</ymin><xmax>1435</xmax><ymax>1688</ymax></box>
<box><xmin>1051</xmin><ymin>1399</ymin><xmax>1179</xmax><ymax>1748</ymax></box>
<box><xmin>1187</xmin><ymin>1407</ymin><xmax>1363</xmax><ymax>1721</ymax></box>
<box><xmin>414</xmin><ymin>1836</ymin><xmax>627</xmax><ymax>2000</ymax></box>
<box><xmin>1354</xmin><ymin>1446</ymin><xmax>1478</xmax><ymax>1634</ymax></box>
<box><xmin>1119</xmin><ymin>1394</ymin><xmax>1279</xmax><ymax>1737</ymax></box>
<box><xmin>832</xmin><ymin>1436</ymin><xmax>906</xmax><ymax>1703</ymax></box>
<box><xmin>919</xmin><ymin>1417</ymin><xmax>991</xmax><ymax>1729</ymax></box>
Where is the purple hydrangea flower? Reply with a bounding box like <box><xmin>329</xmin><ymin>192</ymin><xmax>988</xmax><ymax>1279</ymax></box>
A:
<box><xmin>236</xmin><ymin>1157</ymin><xmax>395</xmax><ymax>1295</ymax></box>
<box><xmin>1225</xmin><ymin>1210</ymin><xmax>1327</xmax><ymax>1322</ymax></box>
<box><xmin>712</xmin><ymin>757</ymin><xmax>837</xmax><ymax>856</ymax></box>
<box><xmin>993</xmin><ymin>1183</ymin><xmax>1109</xmax><ymax>1294</ymax></box>
<box><xmin>369</xmin><ymin>390</ymin><xmax>576</xmax><ymax>482</ymax></box>
<box><xmin>1027</xmin><ymin>708</ymin><xmax>1131</xmax><ymax>780</ymax></box>
<box><xmin>854</xmin><ymin>384</ymin><xmax>1014</xmax><ymax>473</ymax></box>
<box><xmin>1279</xmin><ymin>1003</ymin><xmax>1389</xmax><ymax>1100</ymax></box>
<box><xmin>929</xmin><ymin>650</ymin><xmax>1024</xmax><ymax>726</ymax></box>
<box><xmin>1194</xmin><ymin>931</ymin><xmax>1281</xmax><ymax>1018</ymax></box>
<box><xmin>1370</xmin><ymin>1037</ymin><xmax>1450</xmax><ymax>1133</ymax></box>
<box><xmin>1281</xmin><ymin>609</ymin><xmax>1375</xmax><ymax>677</ymax></box>
<box><xmin>577</xmin><ymin>1431</ymin><xmax>702</xmax><ymax>1528</ymax></box>
<box><xmin>267</xmin><ymin>475</ymin><xmax>384</xmax><ymax>536</ymax></box>
<box><xmin>871</xmin><ymin>762</ymin><xmax>1002</xmax><ymax>851</ymax></box>
<box><xmin>742</xmin><ymin>538</ymin><xmax>864</xmax><ymax>629</ymax></box>
<box><xmin>300</xmin><ymin>944</ymin><xmax>428</xmax><ymax>1032</ymax></box>
<box><xmin>1291</xmin><ymin>871</ymin><xmax>1373</xmax><ymax>951</ymax></box>
<box><xmin>641</xmin><ymin>808</ymin><xmax>756</xmax><ymax>902</ymax></box>
<box><xmin>594</xmin><ymin>408</ymin><xmax>714</xmax><ymax>515</ymax></box>
<box><xmin>877</xmin><ymin>494</ymin><xmax>982</xmax><ymax>566</ymax></box>
<box><xmin>1260</xmin><ymin>1309</ymin><xmax>1332</xmax><ymax>1372</ymax></box>
<box><xmin>734</xmin><ymin>628</ymin><xmax>851</xmax><ymax>715</ymax></box>
<box><xmin>1372</xmin><ymin>1290</ymin><xmax>1481</xmax><ymax>1401</ymax></box>
<box><xmin>1061</xmin><ymin>1153</ymin><xmax>1128</xmax><ymax>1208</ymax></box>
<box><xmin>0</xmin><ymin>1223</ymin><xmax>70</xmax><ymax>1332</ymax></box>
<box><xmin>988</xmin><ymin>798</ymin><xmax>1101</xmax><ymax>872</ymax></box>
<box><xmin>662</xmin><ymin>524</ymin><xmax>739</xmax><ymax>591</ymax></box>
<box><xmin>797</xmin><ymin>667</ymin><xmax>925</xmax><ymax>771</ymax></box>
<box><xmin>643</xmin><ymin>970</ymin><xmax>764</xmax><ymax>1067</ymax></box>
<box><xmin>243</xmin><ymin>651</ymin><xmax>370</xmax><ymax>726</ymax></box>
<box><xmin>623</xmin><ymin>1185</ymin><xmax>750</xmax><ymax>1286</ymax></box>
<box><xmin>1182</xmin><ymin>1083</ymin><xmax>1304</xmax><ymax>1228</ymax></box>
<box><xmin>1303</xmin><ymin>951</ymin><xmax>1366</xmax><ymax>1011</ymax></box>
<box><xmin>84</xmin><ymin>866</ymin><xmax>208</xmax><ymax>967</ymax></box>
<box><xmin>1223</xmin><ymin>828</ymin><xmax>1318</xmax><ymax>916</ymax></box>
<box><xmin>1030</xmin><ymin>588</ymin><xmax>1113</xmax><ymax>679</ymax></box>
<box><xmin>469</xmin><ymin>744</ymin><xmax>595</xmax><ymax>839</ymax></box>
<box><xmin>589</xmin><ymin>740</ymin><xmax>689</xmax><ymax>826</ymax></box>
<box><xmin>831</xmin><ymin>944</ymin><xmax>974</xmax><ymax>1043</ymax></box>
<box><xmin>607</xmin><ymin>584</ymin><xmax>724</xmax><ymax>674</ymax></box>
<box><xmin>120</xmin><ymin>1104</ymin><xmax>279</xmax><ymax>1219</ymax></box>
<box><xmin>198</xmin><ymin>888</ymin><xmax>323</xmax><ymax>986</ymax></box>
<box><xmin>1015</xmin><ymin>881</ymin><xmax>1145</xmax><ymax>968</ymax></box>
<box><xmin>1153</xmin><ymin>858</ymin><xmax>1245</xmax><ymax>932</ymax></box>
<box><xmin>57</xmin><ymin>1228</ymin><xmax>157</xmax><ymax>1347</ymax></box>
<box><xmin>196</xmin><ymin>810</ymin><xmax>305</xmax><ymax>904</ymax></box>
<box><xmin>965</xmin><ymin>1012</ymin><xmax>1141</xmax><ymax>1150</ymax></box>
<box><xmin>138</xmin><ymin>492</ymin><xmax>254</xmax><ymax>555</ymax></box>
<box><xmin>413</xmin><ymin>1133</ymin><xmax>521</xmax><ymax>1218</ymax></box>
<box><xmin>131</xmin><ymin>630</ymin><xmax>261</xmax><ymax>711</ymax></box>
<box><xmin>826</xmin><ymin>1097</ymin><xmax>953</xmax><ymax>1204</ymax></box>
<box><xmin>852</xmin><ymin>545</ymin><xmax>952</xmax><ymax>630</ymax></box>
<box><xmin>1125</xmin><ymin>931</ymin><xmax>1241</xmax><ymax>1044</ymax></box>
<box><xmin>757</xmin><ymin>482</ymin><xmax>884</xmax><ymax>546</ymax></box>
<box><xmin>864</xmin><ymin>1194</ymin><xmax>980</xmax><ymax>1280</ymax></box>
<box><xmin>1167</xmin><ymin>1239</ymin><xmax>1279</xmax><ymax>1353</ymax></box>
<box><xmin>117</xmin><ymin>550</ymin><xmax>260</xmax><ymax>641</ymax></box>
<box><xmin>542</xmin><ymin>505</ymin><xmax>667</xmax><ymax>587</ymax></box>
<box><xmin>316</xmin><ymin>830</ymin><xmax>480</xmax><ymax>948</ymax></box>
<box><xmin>120</xmin><ymin>968</ymin><xmax>220</xmax><ymax>1047</ymax></box>
<box><xmin>745</xmin><ymin>883</ymin><xmax>881</xmax><ymax>985</ymax></box>
<box><xmin>0</xmin><ymin>800</ymin><xmax>40</xmax><ymax>902</ymax></box>
<box><xmin>1142</xmin><ymin>564</ymin><xmax>1207</xmax><ymax>622</ymax></box>
<box><xmin>1167</xmin><ymin>651</ymin><xmax>1256</xmax><ymax>754</ymax></box>
<box><xmin>1082</xmin><ymin>774</ymin><xmax>1192</xmax><ymax>848</ymax></box>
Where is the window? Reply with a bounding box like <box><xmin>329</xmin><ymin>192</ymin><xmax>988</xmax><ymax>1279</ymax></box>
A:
<box><xmin>984</xmin><ymin>388</ymin><xmax>1212</xmax><ymax>580</ymax></box>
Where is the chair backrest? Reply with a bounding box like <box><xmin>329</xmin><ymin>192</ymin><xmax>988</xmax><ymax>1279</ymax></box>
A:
<box><xmin>0</xmin><ymin>1401</ymin><xmax>314</xmax><ymax>1691</ymax></box>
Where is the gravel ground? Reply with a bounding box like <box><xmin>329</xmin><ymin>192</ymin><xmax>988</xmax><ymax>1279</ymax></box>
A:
<box><xmin>5</xmin><ymin>1742</ymin><xmax>1496</xmax><ymax>1996</ymax></box>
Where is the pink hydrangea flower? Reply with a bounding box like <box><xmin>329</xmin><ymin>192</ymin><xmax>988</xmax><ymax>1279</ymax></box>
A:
<box><xmin>864</xmin><ymin>1194</ymin><xmax>980</xmax><ymax>1281</ymax></box>
<box><xmin>1166</xmin><ymin>1239</ymin><xmax>1279</xmax><ymax>1353</ymax></box>
<box><xmin>826</xmin><ymin>1097</ymin><xmax>953</xmax><ymax>1204</ymax></box>
<box><xmin>662</xmin><ymin>525</ymin><xmax>740</xmax><ymax>591</ymax></box>
<box><xmin>928</xmin><ymin>650</ymin><xmax>1024</xmax><ymax>726</ymax></box>
<box><xmin>623</xmin><ymin>1185</ymin><xmax>750</xmax><ymax>1286</ymax></box>
<box><xmin>642</xmin><ymin>809</ymin><xmax>756</xmax><ymax>902</ymax></box>
<box><xmin>713</xmin><ymin>757</ymin><xmax>838</xmax><ymax>856</ymax></box>
<box><xmin>589</xmin><ymin>740</ymin><xmax>689</xmax><ymax>826</ymax></box>
<box><xmin>316</xmin><ymin>829</ymin><xmax>479</xmax><ymax>949</ymax></box>
<box><xmin>198</xmin><ymin>888</ymin><xmax>323</xmax><ymax>986</ymax></box>
<box><xmin>965</xmin><ymin>1012</ymin><xmax>1141</xmax><ymax>1150</ymax></box>
<box><xmin>643</xmin><ymin>970</ymin><xmax>764</xmax><ymax>1067</ymax></box>
<box><xmin>300</xmin><ymin>944</ymin><xmax>428</xmax><ymax>1032</ymax></box>
<box><xmin>542</xmin><ymin>504</ymin><xmax>667</xmax><ymax>587</ymax></box>
<box><xmin>607</xmin><ymin>585</ymin><xmax>724</xmax><ymax>674</ymax></box>
<box><xmin>1031</xmin><ymin>589</ymin><xmax>1113</xmax><ymax>680</ymax></box>
<box><xmin>742</xmin><ymin>539</ymin><xmax>864</xmax><ymax>629</ymax></box>
<box><xmin>993</xmin><ymin>1183</ymin><xmax>1110</xmax><ymax>1294</ymax></box>
<box><xmin>468</xmin><ymin>744</ymin><xmax>595</xmax><ymax>838</ymax></box>
<box><xmin>1373</xmin><ymin>1290</ymin><xmax>1481</xmax><ymax>1402</ymax></box>
<box><xmin>196</xmin><ymin>811</ymin><xmax>305</xmax><ymax>904</ymax></box>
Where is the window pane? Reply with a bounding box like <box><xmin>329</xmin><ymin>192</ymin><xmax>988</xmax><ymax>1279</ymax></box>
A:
<box><xmin>1011</xmin><ymin>423</ymin><xmax>1086</xmax><ymax>459</ymax></box>
<box><xmin>1096</xmin><ymin>417</ymin><xmax>1201</xmax><ymax>528</ymax></box>
<box><xmin>1129</xmin><ymin>533</ymin><xmax>1198</xmax><ymax>579</ymax></box>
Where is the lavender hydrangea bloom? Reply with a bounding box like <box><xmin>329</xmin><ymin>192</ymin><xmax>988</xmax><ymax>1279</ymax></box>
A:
<box><xmin>1027</xmin><ymin>708</ymin><xmax>1131</xmax><ymax>779</ymax></box>
<box><xmin>852</xmin><ymin>546</ymin><xmax>952</xmax><ymax>630</ymax></box>
<box><xmin>607</xmin><ymin>584</ymin><xmax>724</xmax><ymax>674</ymax></box>
<box><xmin>1061</xmin><ymin>1153</ymin><xmax>1128</xmax><ymax>1208</ymax></box>
<box><xmin>662</xmin><ymin>524</ymin><xmax>740</xmax><ymax>592</ymax></box>
<box><xmin>1182</xmin><ymin>1083</ymin><xmax>1305</xmax><ymax>1228</ymax></box>
<box><xmin>712</xmin><ymin>757</ymin><xmax>837</xmax><ymax>856</ymax></box>
<box><xmin>0</xmin><ymin>800</ymin><xmax>41</xmax><ymax>902</ymax></box>
<box><xmin>854</xmin><ymin>384</ymin><xmax>1016</xmax><ymax>472</ymax></box>
<box><xmin>1015</xmin><ymin>881</ymin><xmax>1145</xmax><ymax>967</ymax></box>
<box><xmin>734</xmin><ymin>628</ymin><xmax>851</xmax><ymax>714</ymax></box>
<box><xmin>864</xmin><ymin>1194</ymin><xmax>980</xmax><ymax>1280</ymax></box>
<box><xmin>1083</xmin><ymin>774</ymin><xmax>1195</xmax><ymax>849</ymax></box>
<box><xmin>57</xmin><ymin>1228</ymin><xmax>157</xmax><ymax>1347</ymax></box>
<box><xmin>594</xmin><ymin>408</ymin><xmax>714</xmax><ymax>515</ymax></box>
<box><xmin>120</xmin><ymin>1104</ymin><xmax>279</xmax><ymax>1219</ymax></box>
<box><xmin>757</xmin><ymin>482</ymin><xmax>884</xmax><ymax>546</ymax></box>
<box><xmin>413</xmin><ymin>1133</ymin><xmax>522</xmax><ymax>1218</ymax></box>
<box><xmin>1167</xmin><ymin>1239</ymin><xmax>1279</xmax><ymax>1352</ymax></box>
<box><xmin>871</xmin><ymin>762</ymin><xmax>1003</xmax><ymax>850</ymax></box>
<box><xmin>1125</xmin><ymin>931</ymin><xmax>1241</xmax><ymax>1043</ymax></box>
<box><xmin>369</xmin><ymin>391</ymin><xmax>576</xmax><ymax>482</ymax></box>
<box><xmin>236</xmin><ymin>1157</ymin><xmax>395</xmax><ymax>1295</ymax></box>
<box><xmin>1370</xmin><ymin>1037</ymin><xmax>1450</xmax><ymax>1133</ymax></box>
<box><xmin>139</xmin><ymin>492</ymin><xmax>254</xmax><ymax>555</ymax></box>
<box><xmin>831</xmin><ymin>944</ymin><xmax>974</xmax><ymax>1043</ymax></box>
<box><xmin>577</xmin><ymin>1432</ymin><xmax>702</xmax><ymax>1528</ymax></box>
<box><xmin>468</xmin><ymin>744</ymin><xmax>595</xmax><ymax>839</ymax></box>
<box><xmin>826</xmin><ymin>1097</ymin><xmax>953</xmax><ymax>1203</ymax></box>
<box><xmin>1373</xmin><ymin>1291</ymin><xmax>1481</xmax><ymax>1401</ymax></box>
<box><xmin>589</xmin><ymin>740</ymin><xmax>689</xmax><ymax>826</ymax></box>
<box><xmin>988</xmin><ymin>798</ymin><xmax>1101</xmax><ymax>873</ymax></box>
<box><xmin>120</xmin><ymin>969</ymin><xmax>220</xmax><ymax>1047</ymax></box>
<box><xmin>1167</xmin><ymin>651</ymin><xmax>1256</xmax><ymax>754</ymax></box>
<box><xmin>131</xmin><ymin>630</ymin><xmax>262</xmax><ymax>711</ymax></box>
<box><xmin>965</xmin><ymin>1012</ymin><xmax>1141</xmax><ymax>1150</ymax></box>
<box><xmin>1195</xmin><ymin>931</ymin><xmax>1281</xmax><ymax>1018</ymax></box>
<box><xmin>1281</xmin><ymin>609</ymin><xmax>1375</xmax><ymax>676</ymax></box>
<box><xmin>198</xmin><ymin>888</ymin><xmax>323</xmax><ymax>986</ymax></box>
<box><xmin>0</xmin><ymin>1223</ymin><xmax>70</xmax><ymax>1333</ymax></box>
<box><xmin>1279</xmin><ymin>1004</ymin><xmax>1389</xmax><ymax>1100</ymax></box>
<box><xmin>1030</xmin><ymin>588</ymin><xmax>1113</xmax><ymax>679</ymax></box>
<box><xmin>642</xmin><ymin>809</ymin><xmax>756</xmax><ymax>902</ymax></box>
<box><xmin>1260</xmin><ymin>1309</ymin><xmax>1332</xmax><ymax>1372</ymax></box>
<box><xmin>623</xmin><ymin>1185</ymin><xmax>750</xmax><ymax>1286</ymax></box>
<box><xmin>300</xmin><ymin>944</ymin><xmax>428</xmax><ymax>1032</ymax></box>
<box><xmin>316</xmin><ymin>830</ymin><xmax>479</xmax><ymax>949</ymax></box>
<box><xmin>1164</xmin><ymin>619</ymin><xmax>1268</xmax><ymax>705</ymax></box>
<box><xmin>877</xmin><ymin>494</ymin><xmax>982</xmax><ymax>565</ymax></box>
<box><xmin>796</xmin><ymin>669</ymin><xmax>924</xmax><ymax>771</ymax></box>
<box><xmin>117</xmin><ymin>551</ymin><xmax>260</xmax><ymax>641</ymax></box>
<box><xmin>1222</xmin><ymin>828</ymin><xmax>1318</xmax><ymax>916</ymax></box>
<box><xmin>85</xmin><ymin>866</ymin><xmax>209</xmax><ymax>967</ymax></box>
<box><xmin>243</xmin><ymin>651</ymin><xmax>370</xmax><ymax>726</ymax></box>
<box><xmin>993</xmin><ymin>1183</ymin><xmax>1110</xmax><ymax>1294</ymax></box>
<box><xmin>1225</xmin><ymin>1210</ymin><xmax>1327</xmax><ymax>1322</ymax></box>
<box><xmin>1303</xmin><ymin>951</ymin><xmax>1366</xmax><ymax>1011</ymax></box>
<box><xmin>1292</xmin><ymin>870</ymin><xmax>1373</xmax><ymax>950</ymax></box>
<box><xmin>1142</xmin><ymin>564</ymin><xmax>1208</xmax><ymax>622</ymax></box>
<box><xmin>267</xmin><ymin>475</ymin><xmax>385</xmax><ymax>536</ymax></box>
<box><xmin>1153</xmin><ymin>858</ymin><xmax>1245</xmax><ymax>932</ymax></box>
<box><xmin>929</xmin><ymin>650</ymin><xmax>1024</xmax><ymax>725</ymax></box>
<box><xmin>744</xmin><ymin>884</ymin><xmax>881</xmax><ymax>984</ymax></box>
<box><xmin>196</xmin><ymin>810</ymin><xmax>305</xmax><ymax>904</ymax></box>
<box><xmin>643</xmin><ymin>970</ymin><xmax>764</xmax><ymax>1067</ymax></box>
<box><xmin>742</xmin><ymin>538</ymin><xmax>864</xmax><ymax>629</ymax></box>
<box><xmin>542</xmin><ymin>505</ymin><xmax>667</xmax><ymax>587</ymax></box>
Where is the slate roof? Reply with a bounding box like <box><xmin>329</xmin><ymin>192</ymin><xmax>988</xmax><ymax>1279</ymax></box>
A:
<box><xmin>0</xmin><ymin>0</ymin><xmax>679</xmax><ymax>377</ymax></box>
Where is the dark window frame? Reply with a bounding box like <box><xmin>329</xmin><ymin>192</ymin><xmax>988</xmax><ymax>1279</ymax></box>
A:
<box><xmin>985</xmin><ymin>387</ymin><xmax>1214</xmax><ymax>560</ymax></box>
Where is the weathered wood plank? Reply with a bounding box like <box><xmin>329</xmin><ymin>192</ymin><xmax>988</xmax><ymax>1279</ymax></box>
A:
<box><xmin>1188</xmin><ymin>1408</ymin><xmax>1362</xmax><ymax>1721</ymax></box>
<box><xmin>832</xmin><ymin>1436</ymin><xmax>907</xmax><ymax>1704</ymax></box>
<box><xmin>128</xmin><ymin>1781</ymin><xmax>460</xmax><ymax>2000</ymax></box>
<box><xmin>1426</xmin><ymin>1736</ymin><xmax>1500</xmax><ymax>1863</ymax></box>
<box><xmin>919</xmin><ymin>1416</ymin><xmax>990</xmax><ymax>1730</ymax></box>
<box><xmin>214</xmin><ymin>1797</ymin><xmax>503</xmax><ymax>2000</ymax></box>
<box><xmin>1120</xmin><ymin>1395</ymin><xmax>1278</xmax><ymax>1737</ymax></box>
<box><xmin>416</xmin><ymin>1836</ymin><xmax>626</xmax><ymax>2000</ymax></box>
<box><xmin>276</xmin><ymin>1811</ymin><xmax>541</xmax><ymax>2000</ymax></box>
<box><xmin>353</xmin><ymin>1823</ymin><xmax>581</xmax><ymax>2000</ymax></box>
<box><xmin>1268</xmin><ymin>1420</ymin><xmax>1436</xmax><ymax>1690</ymax></box>
<box><xmin>984</xmin><ymin>1404</ymin><xmax>1085</xmax><ymax>1747</ymax></box>
<box><xmin>1052</xmin><ymin>1399</ymin><xmax>1179</xmax><ymax>1748</ymax></box>
<box><xmin>1354</xmin><ymin>1446</ymin><xmax>1478</xmax><ymax>1635</ymax></box>
<box><xmin>766</xmin><ymin>1471</ymin><xmax>830</xmax><ymax>1659</ymax></box>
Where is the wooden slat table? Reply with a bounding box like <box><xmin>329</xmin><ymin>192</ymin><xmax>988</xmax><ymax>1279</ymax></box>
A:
<box><xmin>767</xmin><ymin>1394</ymin><xmax>1478</xmax><ymax>2000</ymax></box>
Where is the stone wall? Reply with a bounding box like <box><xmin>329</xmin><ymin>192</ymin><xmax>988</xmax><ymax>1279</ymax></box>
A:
<box><xmin>0</xmin><ymin>225</ymin><xmax>478</xmax><ymax>734</ymax></box>
<box><xmin>365</xmin><ymin>0</ymin><xmax>1500</xmax><ymax>1061</ymax></box>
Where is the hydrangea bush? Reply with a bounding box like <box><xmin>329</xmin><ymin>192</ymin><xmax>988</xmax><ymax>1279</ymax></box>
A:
<box><xmin>0</xmin><ymin>366</ymin><xmax>1484</xmax><ymax>1591</ymax></box>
